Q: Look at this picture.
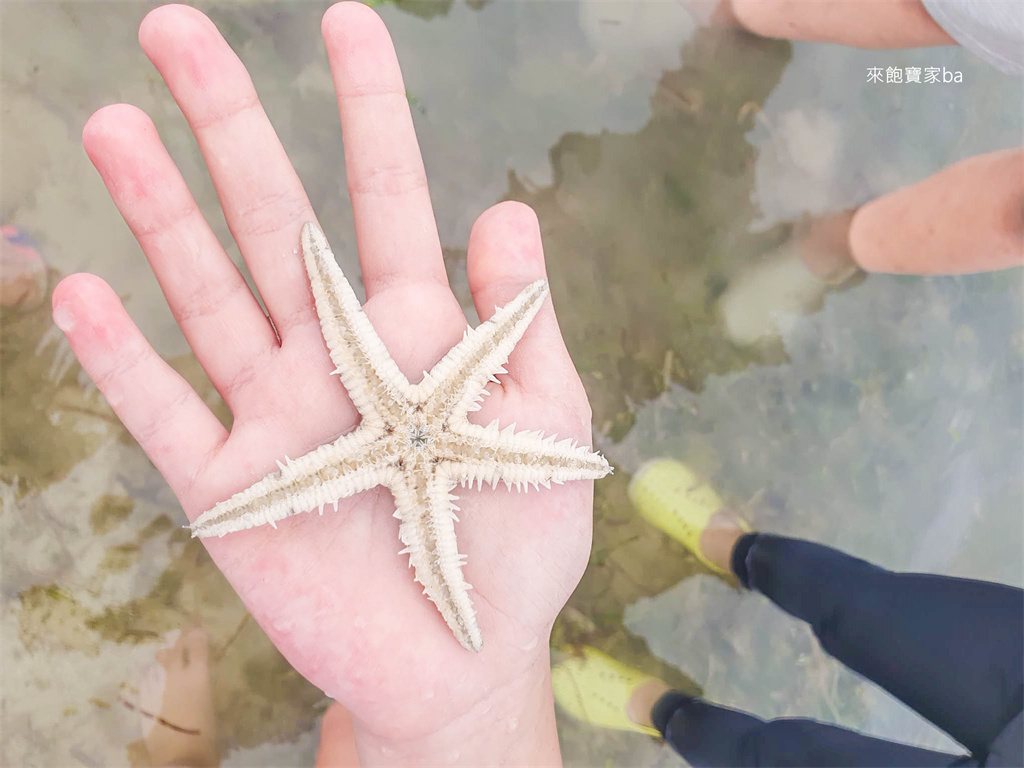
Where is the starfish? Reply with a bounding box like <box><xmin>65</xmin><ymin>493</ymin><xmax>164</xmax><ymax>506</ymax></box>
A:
<box><xmin>190</xmin><ymin>222</ymin><xmax>611</xmax><ymax>651</ymax></box>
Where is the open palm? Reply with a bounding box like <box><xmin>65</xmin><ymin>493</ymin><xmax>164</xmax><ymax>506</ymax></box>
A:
<box><xmin>54</xmin><ymin>3</ymin><xmax>594</xmax><ymax>761</ymax></box>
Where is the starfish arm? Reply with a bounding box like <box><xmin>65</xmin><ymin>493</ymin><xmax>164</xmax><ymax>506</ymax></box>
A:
<box><xmin>410</xmin><ymin>280</ymin><xmax>548</xmax><ymax>418</ymax></box>
<box><xmin>390</xmin><ymin>468</ymin><xmax>483</xmax><ymax>652</ymax></box>
<box><xmin>191</xmin><ymin>428</ymin><xmax>394</xmax><ymax>538</ymax></box>
<box><xmin>447</xmin><ymin>422</ymin><xmax>612</xmax><ymax>492</ymax></box>
<box><xmin>301</xmin><ymin>222</ymin><xmax>412</xmax><ymax>423</ymax></box>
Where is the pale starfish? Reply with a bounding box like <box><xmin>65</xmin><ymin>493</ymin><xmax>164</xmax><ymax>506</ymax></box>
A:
<box><xmin>190</xmin><ymin>222</ymin><xmax>611</xmax><ymax>651</ymax></box>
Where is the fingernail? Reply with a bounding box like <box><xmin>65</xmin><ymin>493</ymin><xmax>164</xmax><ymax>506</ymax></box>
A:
<box><xmin>53</xmin><ymin>302</ymin><xmax>77</xmax><ymax>332</ymax></box>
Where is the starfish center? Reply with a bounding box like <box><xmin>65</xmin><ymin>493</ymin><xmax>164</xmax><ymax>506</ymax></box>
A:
<box><xmin>406</xmin><ymin>421</ymin><xmax>436</xmax><ymax>451</ymax></box>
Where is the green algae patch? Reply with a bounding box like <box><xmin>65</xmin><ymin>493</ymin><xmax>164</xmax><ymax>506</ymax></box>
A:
<box><xmin>0</xmin><ymin>274</ymin><xmax>116</xmax><ymax>498</ymax></box>
<box><xmin>506</xmin><ymin>32</ymin><xmax>792</xmax><ymax>444</ymax></box>
<box><xmin>98</xmin><ymin>542</ymin><xmax>142</xmax><ymax>574</ymax></box>
<box><xmin>139</xmin><ymin>514</ymin><xmax>176</xmax><ymax>540</ymax></box>
<box><xmin>18</xmin><ymin>584</ymin><xmax>98</xmax><ymax>654</ymax></box>
<box><xmin>17</xmin><ymin>527</ymin><xmax>326</xmax><ymax>753</ymax></box>
<box><xmin>90</xmin><ymin>494</ymin><xmax>134</xmax><ymax>535</ymax></box>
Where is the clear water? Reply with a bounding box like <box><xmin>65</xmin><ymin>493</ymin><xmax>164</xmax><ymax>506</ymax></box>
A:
<box><xmin>2</xmin><ymin>1</ymin><xmax>1021</xmax><ymax>765</ymax></box>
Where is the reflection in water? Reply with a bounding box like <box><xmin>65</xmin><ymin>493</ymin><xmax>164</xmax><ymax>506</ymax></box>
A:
<box><xmin>2</xmin><ymin>1</ymin><xmax>1021</xmax><ymax>766</ymax></box>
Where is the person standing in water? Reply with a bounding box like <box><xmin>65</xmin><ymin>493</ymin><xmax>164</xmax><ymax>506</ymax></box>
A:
<box><xmin>553</xmin><ymin>459</ymin><xmax>1022</xmax><ymax>766</ymax></box>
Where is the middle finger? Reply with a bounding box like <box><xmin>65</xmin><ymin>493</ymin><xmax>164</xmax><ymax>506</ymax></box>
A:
<box><xmin>322</xmin><ymin>2</ymin><xmax>451</xmax><ymax>300</ymax></box>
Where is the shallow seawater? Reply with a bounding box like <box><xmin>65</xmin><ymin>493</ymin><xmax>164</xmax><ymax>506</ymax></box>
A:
<box><xmin>2</xmin><ymin>1</ymin><xmax>1021</xmax><ymax>766</ymax></box>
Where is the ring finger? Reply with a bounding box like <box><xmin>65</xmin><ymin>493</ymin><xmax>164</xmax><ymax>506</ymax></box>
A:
<box><xmin>83</xmin><ymin>104</ymin><xmax>278</xmax><ymax>411</ymax></box>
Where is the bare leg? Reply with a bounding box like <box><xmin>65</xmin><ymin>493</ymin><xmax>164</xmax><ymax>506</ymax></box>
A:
<box><xmin>627</xmin><ymin>679</ymin><xmax>671</xmax><ymax>729</ymax></box>
<box><xmin>699</xmin><ymin>510</ymin><xmax>747</xmax><ymax>574</ymax></box>
<box><xmin>792</xmin><ymin>211</ymin><xmax>860</xmax><ymax>283</ymax></box>
<box><xmin>721</xmin><ymin>148</ymin><xmax>1022</xmax><ymax>345</ymax></box>
<box><xmin>315</xmin><ymin>702</ymin><xmax>361</xmax><ymax>768</ymax></box>
<box><xmin>727</xmin><ymin>0</ymin><xmax>955</xmax><ymax>47</ymax></box>
<box><xmin>0</xmin><ymin>226</ymin><xmax>47</xmax><ymax>311</ymax></box>
<box><xmin>850</xmin><ymin>148</ymin><xmax>1024</xmax><ymax>274</ymax></box>
<box><xmin>137</xmin><ymin>627</ymin><xmax>219</xmax><ymax>768</ymax></box>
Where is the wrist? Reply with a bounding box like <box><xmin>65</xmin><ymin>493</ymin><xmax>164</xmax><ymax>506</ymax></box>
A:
<box><xmin>352</xmin><ymin>651</ymin><xmax>561</xmax><ymax>767</ymax></box>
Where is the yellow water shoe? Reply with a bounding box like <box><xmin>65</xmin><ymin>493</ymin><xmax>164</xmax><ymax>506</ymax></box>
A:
<box><xmin>551</xmin><ymin>646</ymin><xmax>661</xmax><ymax>737</ymax></box>
<box><xmin>628</xmin><ymin>458</ymin><xmax>747</xmax><ymax>575</ymax></box>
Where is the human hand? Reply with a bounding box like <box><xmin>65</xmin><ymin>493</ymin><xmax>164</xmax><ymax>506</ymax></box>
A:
<box><xmin>53</xmin><ymin>3</ymin><xmax>596</xmax><ymax>764</ymax></box>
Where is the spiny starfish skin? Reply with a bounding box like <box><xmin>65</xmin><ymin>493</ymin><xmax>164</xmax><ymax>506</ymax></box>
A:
<box><xmin>190</xmin><ymin>222</ymin><xmax>612</xmax><ymax>651</ymax></box>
